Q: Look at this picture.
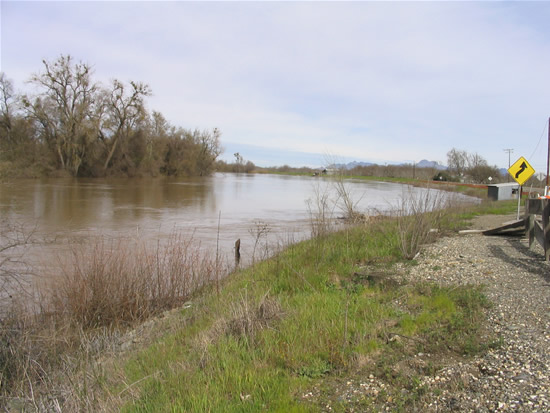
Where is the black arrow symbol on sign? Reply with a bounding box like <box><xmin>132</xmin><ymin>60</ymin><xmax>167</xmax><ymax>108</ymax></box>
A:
<box><xmin>515</xmin><ymin>162</ymin><xmax>527</xmax><ymax>179</ymax></box>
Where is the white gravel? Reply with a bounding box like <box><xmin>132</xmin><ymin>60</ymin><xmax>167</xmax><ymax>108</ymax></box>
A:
<box><xmin>310</xmin><ymin>214</ymin><xmax>550</xmax><ymax>412</ymax></box>
<box><xmin>399</xmin><ymin>214</ymin><xmax>550</xmax><ymax>412</ymax></box>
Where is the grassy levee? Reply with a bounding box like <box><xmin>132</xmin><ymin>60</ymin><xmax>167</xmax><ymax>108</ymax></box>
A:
<box><xmin>344</xmin><ymin>175</ymin><xmax>489</xmax><ymax>199</ymax></box>
<box><xmin>255</xmin><ymin>169</ymin><xmax>490</xmax><ymax>199</ymax></box>
<box><xmin>0</xmin><ymin>199</ymin><xmax>517</xmax><ymax>411</ymax></box>
<box><xmin>101</xmin><ymin>201</ymin><xmax>514</xmax><ymax>412</ymax></box>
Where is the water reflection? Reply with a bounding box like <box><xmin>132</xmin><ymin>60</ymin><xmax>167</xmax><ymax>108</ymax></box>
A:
<box><xmin>1</xmin><ymin>174</ymin><xmax>477</xmax><ymax>266</ymax></box>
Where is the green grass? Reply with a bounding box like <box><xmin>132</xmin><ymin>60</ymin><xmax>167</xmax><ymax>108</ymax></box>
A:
<box><xmin>2</xmin><ymin>191</ymin><xmax>519</xmax><ymax>411</ymax></box>
<box><xmin>476</xmin><ymin>199</ymin><xmax>519</xmax><ymax>215</ymax></box>
<box><xmin>106</xmin><ymin>213</ymin><xmax>492</xmax><ymax>412</ymax></box>
<box><xmin>0</xmin><ymin>180</ymin><xmax>524</xmax><ymax>412</ymax></box>
<box><xmin>452</xmin><ymin>199</ymin><xmax>518</xmax><ymax>223</ymax></box>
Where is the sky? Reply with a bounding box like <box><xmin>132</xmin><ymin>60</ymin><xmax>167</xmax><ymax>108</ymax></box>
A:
<box><xmin>1</xmin><ymin>1</ymin><xmax>550</xmax><ymax>172</ymax></box>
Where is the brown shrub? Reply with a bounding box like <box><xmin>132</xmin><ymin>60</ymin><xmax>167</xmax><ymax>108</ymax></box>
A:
<box><xmin>43</xmin><ymin>232</ymin><xmax>218</xmax><ymax>328</ymax></box>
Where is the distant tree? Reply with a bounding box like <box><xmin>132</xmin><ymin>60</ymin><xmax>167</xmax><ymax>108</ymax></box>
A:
<box><xmin>446</xmin><ymin>148</ymin><xmax>502</xmax><ymax>183</ymax></box>
<box><xmin>432</xmin><ymin>171</ymin><xmax>455</xmax><ymax>182</ymax></box>
<box><xmin>243</xmin><ymin>161</ymin><xmax>256</xmax><ymax>173</ymax></box>
<box><xmin>467</xmin><ymin>152</ymin><xmax>487</xmax><ymax>169</ymax></box>
<box><xmin>469</xmin><ymin>164</ymin><xmax>501</xmax><ymax>184</ymax></box>
<box><xmin>446</xmin><ymin>148</ymin><xmax>468</xmax><ymax>178</ymax></box>
<box><xmin>234</xmin><ymin>152</ymin><xmax>244</xmax><ymax>172</ymax></box>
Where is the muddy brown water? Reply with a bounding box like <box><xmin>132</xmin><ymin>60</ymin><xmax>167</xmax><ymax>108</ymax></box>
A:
<box><xmin>0</xmin><ymin>173</ymin><xmax>477</xmax><ymax>279</ymax></box>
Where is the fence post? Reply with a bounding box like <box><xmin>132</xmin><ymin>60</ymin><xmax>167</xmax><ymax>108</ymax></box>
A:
<box><xmin>527</xmin><ymin>213</ymin><xmax>535</xmax><ymax>249</ymax></box>
<box><xmin>543</xmin><ymin>201</ymin><xmax>550</xmax><ymax>261</ymax></box>
<box><xmin>526</xmin><ymin>199</ymin><xmax>532</xmax><ymax>248</ymax></box>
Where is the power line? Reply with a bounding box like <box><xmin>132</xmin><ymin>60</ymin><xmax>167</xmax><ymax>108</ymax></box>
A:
<box><xmin>528</xmin><ymin>121</ymin><xmax>547</xmax><ymax>161</ymax></box>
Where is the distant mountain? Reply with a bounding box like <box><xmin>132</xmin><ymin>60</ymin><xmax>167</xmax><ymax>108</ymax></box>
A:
<box><xmin>415</xmin><ymin>159</ymin><xmax>447</xmax><ymax>170</ymax></box>
<box><xmin>328</xmin><ymin>161</ymin><xmax>374</xmax><ymax>170</ymax></box>
<box><xmin>331</xmin><ymin>159</ymin><xmax>446</xmax><ymax>170</ymax></box>
<box><xmin>343</xmin><ymin>161</ymin><xmax>376</xmax><ymax>169</ymax></box>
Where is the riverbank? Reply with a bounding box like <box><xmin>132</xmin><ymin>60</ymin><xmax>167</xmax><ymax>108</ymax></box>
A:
<box><xmin>257</xmin><ymin>169</ymin><xmax>490</xmax><ymax>199</ymax></box>
<box><xmin>313</xmin><ymin>213</ymin><xmax>549</xmax><ymax>411</ymax></box>
<box><xmin>5</xmin><ymin>200</ymin><xmax>549</xmax><ymax>412</ymax></box>
<box><xmin>398</xmin><ymin>214</ymin><xmax>549</xmax><ymax>411</ymax></box>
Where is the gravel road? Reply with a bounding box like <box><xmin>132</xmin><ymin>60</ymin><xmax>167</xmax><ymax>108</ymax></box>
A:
<box><xmin>399</xmin><ymin>214</ymin><xmax>550</xmax><ymax>412</ymax></box>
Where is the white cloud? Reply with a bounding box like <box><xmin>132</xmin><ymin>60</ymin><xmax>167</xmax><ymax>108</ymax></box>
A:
<box><xmin>2</xmin><ymin>1</ymin><xmax>550</xmax><ymax>169</ymax></box>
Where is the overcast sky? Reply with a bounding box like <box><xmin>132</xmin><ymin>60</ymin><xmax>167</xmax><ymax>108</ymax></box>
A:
<box><xmin>2</xmin><ymin>1</ymin><xmax>550</xmax><ymax>171</ymax></box>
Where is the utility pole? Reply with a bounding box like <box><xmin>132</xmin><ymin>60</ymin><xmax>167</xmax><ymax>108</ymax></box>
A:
<box><xmin>504</xmin><ymin>148</ymin><xmax>514</xmax><ymax>182</ymax></box>
<box><xmin>546</xmin><ymin>118</ymin><xmax>550</xmax><ymax>192</ymax></box>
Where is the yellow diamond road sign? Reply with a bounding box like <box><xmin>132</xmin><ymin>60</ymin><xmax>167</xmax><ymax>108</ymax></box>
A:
<box><xmin>508</xmin><ymin>156</ymin><xmax>535</xmax><ymax>186</ymax></box>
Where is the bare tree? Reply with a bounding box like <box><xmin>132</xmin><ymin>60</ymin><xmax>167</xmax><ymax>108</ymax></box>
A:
<box><xmin>469</xmin><ymin>164</ymin><xmax>501</xmax><ymax>184</ymax></box>
<box><xmin>0</xmin><ymin>73</ymin><xmax>15</xmax><ymax>143</ymax></box>
<box><xmin>234</xmin><ymin>152</ymin><xmax>244</xmax><ymax>173</ymax></box>
<box><xmin>100</xmin><ymin>79</ymin><xmax>151</xmax><ymax>171</ymax></box>
<box><xmin>3</xmin><ymin>55</ymin><xmax>223</xmax><ymax>178</ymax></box>
<box><xmin>467</xmin><ymin>152</ymin><xmax>487</xmax><ymax>169</ymax></box>
<box><xmin>195</xmin><ymin>128</ymin><xmax>222</xmax><ymax>176</ymax></box>
<box><xmin>150</xmin><ymin>110</ymin><xmax>170</xmax><ymax>139</ymax></box>
<box><xmin>446</xmin><ymin>148</ymin><xmax>468</xmax><ymax>178</ymax></box>
<box><xmin>24</xmin><ymin>55</ymin><xmax>99</xmax><ymax>176</ymax></box>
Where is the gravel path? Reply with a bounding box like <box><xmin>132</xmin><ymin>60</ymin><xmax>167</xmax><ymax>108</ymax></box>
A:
<box><xmin>399</xmin><ymin>214</ymin><xmax>550</xmax><ymax>412</ymax></box>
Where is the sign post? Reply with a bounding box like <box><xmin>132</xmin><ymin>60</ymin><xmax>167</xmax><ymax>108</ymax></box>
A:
<box><xmin>508</xmin><ymin>156</ymin><xmax>536</xmax><ymax>220</ymax></box>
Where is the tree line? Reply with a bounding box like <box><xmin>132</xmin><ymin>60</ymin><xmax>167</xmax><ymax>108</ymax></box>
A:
<box><xmin>445</xmin><ymin>148</ymin><xmax>503</xmax><ymax>184</ymax></box>
<box><xmin>0</xmin><ymin>55</ymin><xmax>222</xmax><ymax>178</ymax></box>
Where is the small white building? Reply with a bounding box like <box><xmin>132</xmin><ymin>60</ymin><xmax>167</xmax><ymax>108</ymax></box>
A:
<box><xmin>487</xmin><ymin>183</ymin><xmax>520</xmax><ymax>201</ymax></box>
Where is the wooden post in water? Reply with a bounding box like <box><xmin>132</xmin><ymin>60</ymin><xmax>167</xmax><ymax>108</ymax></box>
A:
<box><xmin>234</xmin><ymin>238</ymin><xmax>241</xmax><ymax>268</ymax></box>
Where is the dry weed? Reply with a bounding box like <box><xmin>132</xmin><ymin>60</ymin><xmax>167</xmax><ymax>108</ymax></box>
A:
<box><xmin>42</xmin><ymin>232</ymin><xmax>217</xmax><ymax>328</ymax></box>
<box><xmin>392</xmin><ymin>187</ymin><xmax>457</xmax><ymax>259</ymax></box>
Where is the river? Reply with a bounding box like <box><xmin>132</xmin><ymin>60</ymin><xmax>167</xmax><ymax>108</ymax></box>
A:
<box><xmin>0</xmin><ymin>173</ymin><xmax>475</xmax><ymax>270</ymax></box>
